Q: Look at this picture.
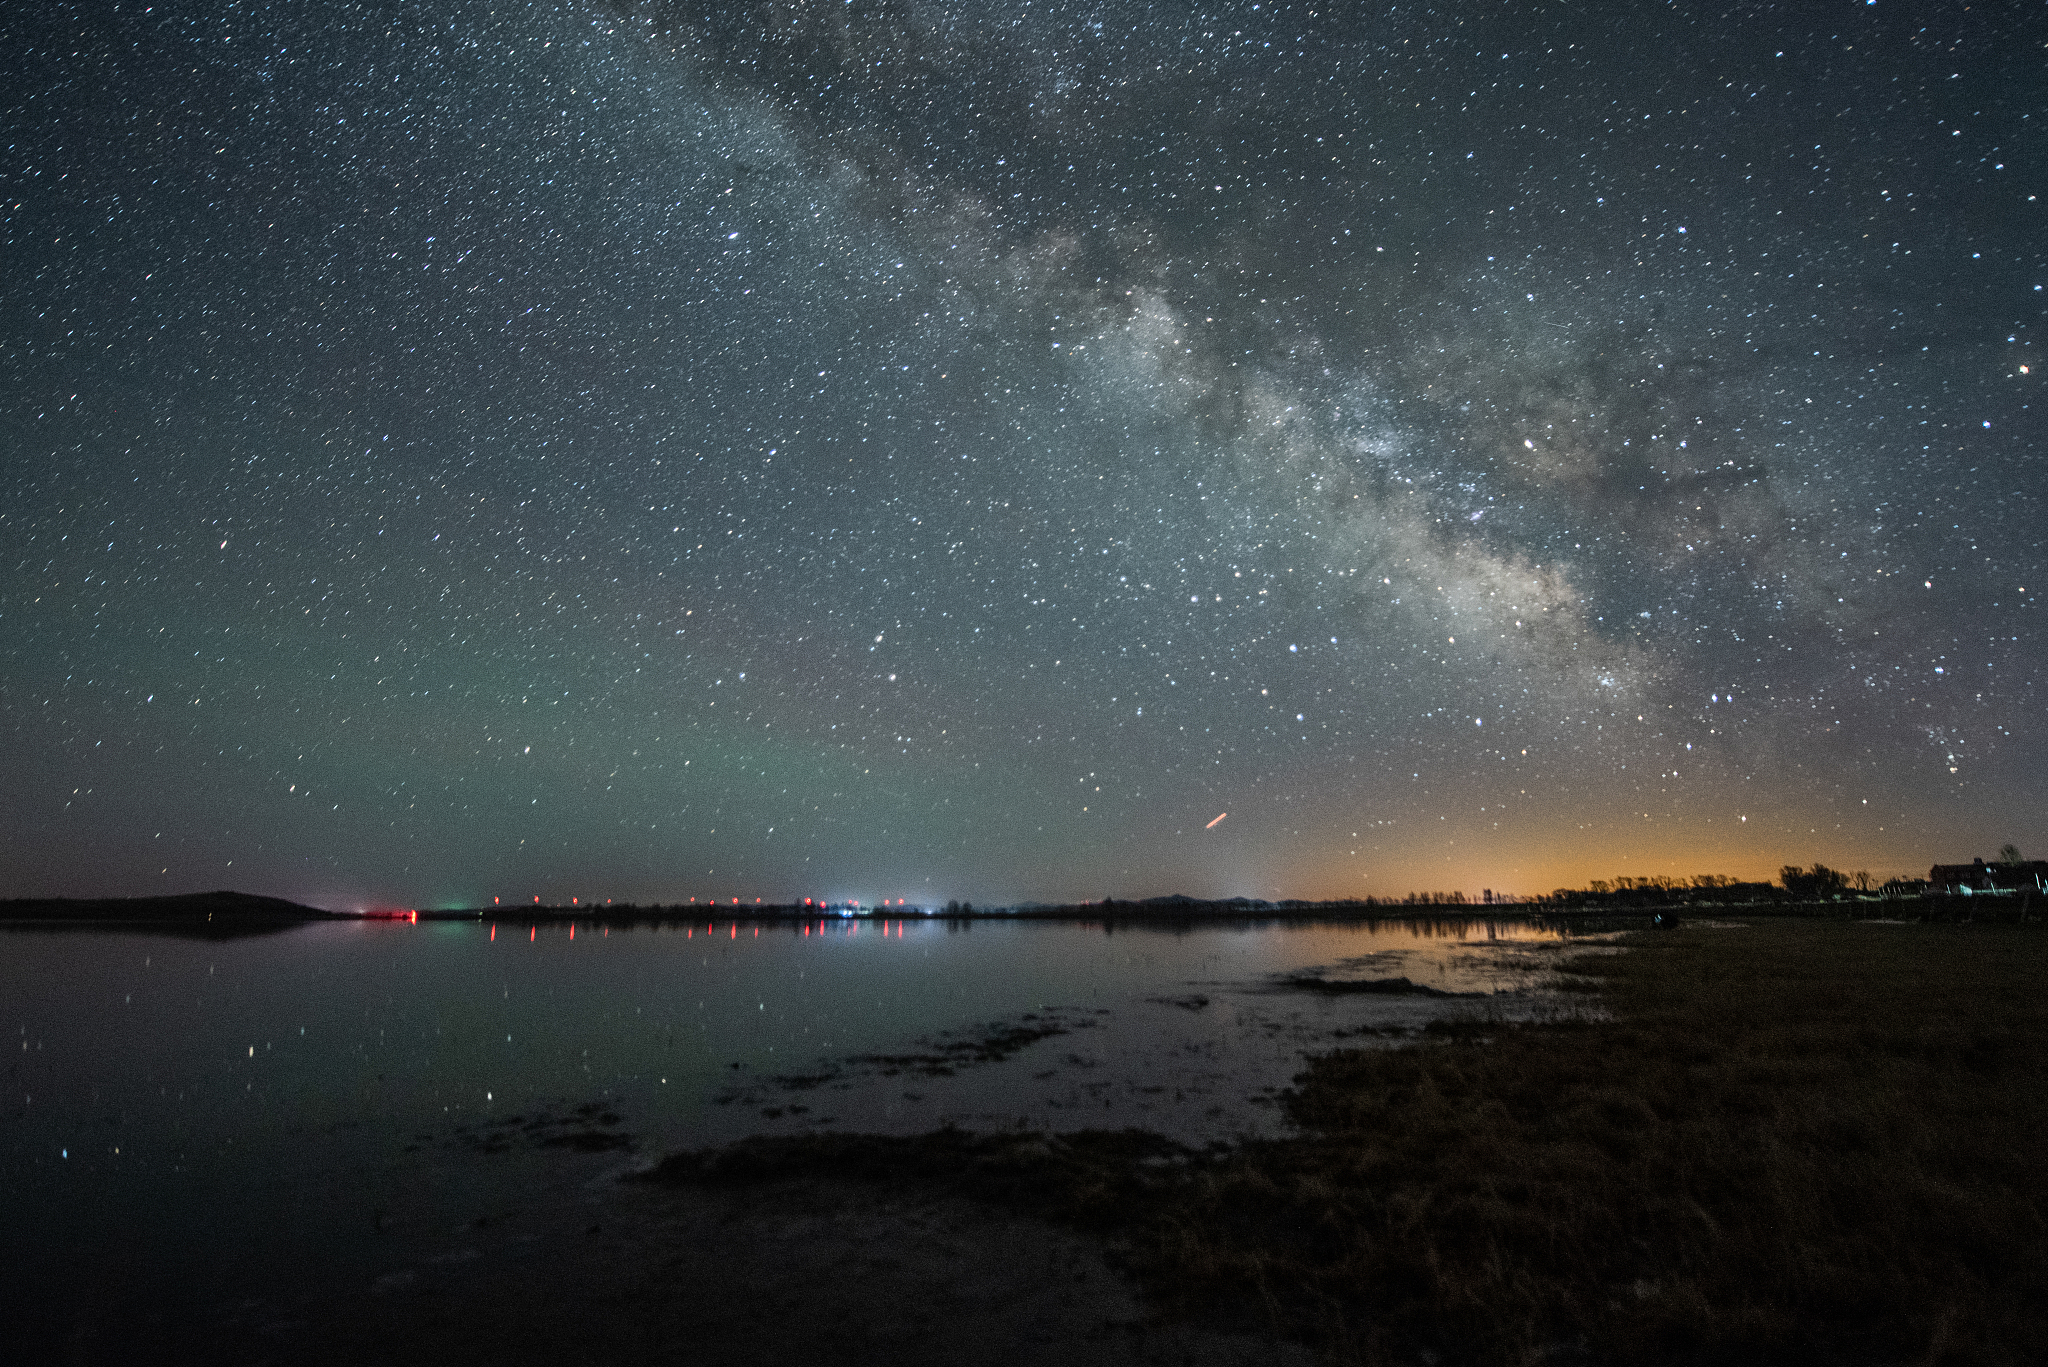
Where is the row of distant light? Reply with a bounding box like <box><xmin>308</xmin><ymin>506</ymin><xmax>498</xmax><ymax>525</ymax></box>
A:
<box><xmin>484</xmin><ymin>896</ymin><xmax>914</xmax><ymax>908</ymax></box>
<box><xmin>484</xmin><ymin>920</ymin><xmax>915</xmax><ymax>941</ymax></box>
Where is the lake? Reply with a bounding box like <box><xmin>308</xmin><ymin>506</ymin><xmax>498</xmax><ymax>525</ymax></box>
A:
<box><xmin>4</xmin><ymin>914</ymin><xmax>1580</xmax><ymax>1354</ymax></box>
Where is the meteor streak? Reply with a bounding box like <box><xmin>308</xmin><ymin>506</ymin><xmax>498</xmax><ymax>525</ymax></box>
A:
<box><xmin>1205</xmin><ymin>812</ymin><xmax>1228</xmax><ymax>829</ymax></box>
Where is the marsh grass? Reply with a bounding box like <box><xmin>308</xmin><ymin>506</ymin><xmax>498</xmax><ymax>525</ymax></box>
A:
<box><xmin>1152</xmin><ymin>921</ymin><xmax>2048</xmax><ymax>1364</ymax></box>
<box><xmin>660</xmin><ymin>922</ymin><xmax>2047</xmax><ymax>1365</ymax></box>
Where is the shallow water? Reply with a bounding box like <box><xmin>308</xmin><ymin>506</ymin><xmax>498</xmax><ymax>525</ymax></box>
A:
<box><xmin>3</xmin><ymin>915</ymin><xmax>1578</xmax><ymax>1351</ymax></box>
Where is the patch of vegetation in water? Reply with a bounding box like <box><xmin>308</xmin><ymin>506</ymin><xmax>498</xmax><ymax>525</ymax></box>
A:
<box><xmin>451</xmin><ymin>1101</ymin><xmax>634</xmax><ymax>1155</ymax></box>
<box><xmin>714</xmin><ymin>1011</ymin><xmax>1096</xmax><ymax>1108</ymax></box>
<box><xmin>1278</xmin><ymin>973</ymin><xmax>1483</xmax><ymax>998</ymax></box>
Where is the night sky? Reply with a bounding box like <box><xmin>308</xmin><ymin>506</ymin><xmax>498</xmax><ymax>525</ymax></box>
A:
<box><xmin>3</xmin><ymin>1</ymin><xmax>2040</xmax><ymax>909</ymax></box>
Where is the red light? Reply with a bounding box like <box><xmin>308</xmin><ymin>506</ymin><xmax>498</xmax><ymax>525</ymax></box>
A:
<box><xmin>490</xmin><ymin>925</ymin><xmax>496</xmax><ymax>941</ymax></box>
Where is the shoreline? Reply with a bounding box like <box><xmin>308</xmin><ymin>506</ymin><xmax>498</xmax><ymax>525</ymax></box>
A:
<box><xmin>9</xmin><ymin>889</ymin><xmax>2031</xmax><ymax>930</ymax></box>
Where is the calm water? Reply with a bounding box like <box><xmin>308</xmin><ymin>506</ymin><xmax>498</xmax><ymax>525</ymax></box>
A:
<box><xmin>4</xmin><ymin>915</ymin><xmax>1576</xmax><ymax>1349</ymax></box>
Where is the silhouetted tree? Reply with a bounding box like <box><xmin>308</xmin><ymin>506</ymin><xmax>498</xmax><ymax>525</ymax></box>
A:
<box><xmin>1780</xmin><ymin>863</ymin><xmax>1850</xmax><ymax>898</ymax></box>
<box><xmin>1999</xmin><ymin>843</ymin><xmax>2024</xmax><ymax>866</ymax></box>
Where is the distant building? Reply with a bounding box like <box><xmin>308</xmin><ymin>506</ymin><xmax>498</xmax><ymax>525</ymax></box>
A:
<box><xmin>1927</xmin><ymin>858</ymin><xmax>2048</xmax><ymax>896</ymax></box>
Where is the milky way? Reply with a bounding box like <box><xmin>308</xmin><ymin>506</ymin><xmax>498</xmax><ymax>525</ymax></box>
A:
<box><xmin>3</xmin><ymin>1</ymin><xmax>2040</xmax><ymax>906</ymax></box>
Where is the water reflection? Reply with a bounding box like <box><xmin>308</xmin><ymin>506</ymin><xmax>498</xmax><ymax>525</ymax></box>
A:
<box><xmin>2</xmin><ymin>914</ymin><xmax>1584</xmax><ymax>1352</ymax></box>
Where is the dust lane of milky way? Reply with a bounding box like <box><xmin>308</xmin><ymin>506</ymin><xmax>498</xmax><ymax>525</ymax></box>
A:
<box><xmin>2</xmin><ymin>1</ymin><xmax>2040</xmax><ymax>907</ymax></box>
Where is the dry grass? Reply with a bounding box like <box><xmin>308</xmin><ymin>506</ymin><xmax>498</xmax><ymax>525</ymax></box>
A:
<box><xmin>1146</xmin><ymin>921</ymin><xmax>2048</xmax><ymax>1365</ymax></box>
<box><xmin>662</xmin><ymin>922</ymin><xmax>2048</xmax><ymax>1366</ymax></box>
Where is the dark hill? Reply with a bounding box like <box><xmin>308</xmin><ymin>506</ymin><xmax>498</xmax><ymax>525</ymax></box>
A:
<box><xmin>0</xmin><ymin>890</ymin><xmax>339</xmax><ymax>934</ymax></box>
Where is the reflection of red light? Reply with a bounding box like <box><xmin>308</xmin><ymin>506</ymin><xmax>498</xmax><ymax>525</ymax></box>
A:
<box><xmin>803</xmin><ymin>924</ymin><xmax>809</xmax><ymax>936</ymax></box>
<box><xmin>490</xmin><ymin>925</ymin><xmax>496</xmax><ymax>941</ymax></box>
<box><xmin>530</xmin><ymin>926</ymin><xmax>535</xmax><ymax>942</ymax></box>
<box><xmin>730</xmin><ymin>924</ymin><xmax>736</xmax><ymax>939</ymax></box>
<box><xmin>570</xmin><ymin>924</ymin><xmax>575</xmax><ymax>940</ymax></box>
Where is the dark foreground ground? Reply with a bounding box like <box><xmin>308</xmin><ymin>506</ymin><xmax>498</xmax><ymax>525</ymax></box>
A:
<box><xmin>162</xmin><ymin>1173</ymin><xmax>1305</xmax><ymax>1367</ymax></box>
<box><xmin>36</xmin><ymin>919</ymin><xmax>2048</xmax><ymax>1366</ymax></box>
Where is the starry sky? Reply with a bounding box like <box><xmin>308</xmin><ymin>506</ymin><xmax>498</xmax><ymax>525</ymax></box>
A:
<box><xmin>3</xmin><ymin>0</ymin><xmax>2041</xmax><ymax>909</ymax></box>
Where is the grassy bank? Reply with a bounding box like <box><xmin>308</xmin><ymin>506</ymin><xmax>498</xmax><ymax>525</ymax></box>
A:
<box><xmin>661</xmin><ymin>921</ymin><xmax>2046</xmax><ymax>1365</ymax></box>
